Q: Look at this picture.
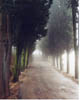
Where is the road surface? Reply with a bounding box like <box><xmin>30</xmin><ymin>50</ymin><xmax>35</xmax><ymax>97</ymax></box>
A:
<box><xmin>19</xmin><ymin>60</ymin><xmax>79</xmax><ymax>99</ymax></box>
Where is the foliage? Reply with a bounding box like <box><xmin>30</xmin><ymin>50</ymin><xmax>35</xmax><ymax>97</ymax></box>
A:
<box><xmin>39</xmin><ymin>0</ymin><xmax>73</xmax><ymax>56</ymax></box>
<box><xmin>6</xmin><ymin>0</ymin><xmax>52</xmax><ymax>81</ymax></box>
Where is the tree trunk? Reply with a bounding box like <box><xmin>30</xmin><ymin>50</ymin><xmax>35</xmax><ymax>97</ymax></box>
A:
<box><xmin>27</xmin><ymin>48</ymin><xmax>30</xmax><ymax>67</ymax></box>
<box><xmin>53</xmin><ymin>56</ymin><xmax>55</xmax><ymax>66</ymax></box>
<box><xmin>0</xmin><ymin>42</ymin><xmax>5</xmax><ymax>98</ymax></box>
<box><xmin>67</xmin><ymin>50</ymin><xmax>69</xmax><ymax>74</ymax></box>
<box><xmin>58</xmin><ymin>56</ymin><xmax>60</xmax><ymax>70</ymax></box>
<box><xmin>0</xmin><ymin>1</ymin><xmax>12</xmax><ymax>97</ymax></box>
<box><xmin>60</xmin><ymin>55</ymin><xmax>63</xmax><ymax>71</ymax></box>
<box><xmin>72</xmin><ymin>5</ymin><xmax>79</xmax><ymax>79</ymax></box>
<box><xmin>23</xmin><ymin>48</ymin><xmax>26</xmax><ymax>68</ymax></box>
<box><xmin>75</xmin><ymin>47</ymin><xmax>79</xmax><ymax>79</ymax></box>
<box><xmin>2</xmin><ymin>44</ymin><xmax>10</xmax><ymax>97</ymax></box>
<box><xmin>2</xmin><ymin>13</ymin><xmax>12</xmax><ymax>97</ymax></box>
<box><xmin>0</xmin><ymin>11</ymin><xmax>5</xmax><ymax>98</ymax></box>
<box><xmin>0</xmin><ymin>12</ymin><xmax>11</xmax><ymax>98</ymax></box>
<box><xmin>7</xmin><ymin>44</ymin><xmax>12</xmax><ymax>77</ymax></box>
<box><xmin>18</xmin><ymin>54</ymin><xmax>21</xmax><ymax>75</ymax></box>
<box><xmin>56</xmin><ymin>56</ymin><xmax>58</xmax><ymax>68</ymax></box>
<box><xmin>13</xmin><ymin>48</ymin><xmax>21</xmax><ymax>82</ymax></box>
<box><xmin>0</xmin><ymin>34</ymin><xmax>10</xmax><ymax>98</ymax></box>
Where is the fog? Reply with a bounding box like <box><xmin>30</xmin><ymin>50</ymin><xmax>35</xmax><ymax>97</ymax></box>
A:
<box><xmin>32</xmin><ymin>44</ymin><xmax>77</xmax><ymax>77</ymax></box>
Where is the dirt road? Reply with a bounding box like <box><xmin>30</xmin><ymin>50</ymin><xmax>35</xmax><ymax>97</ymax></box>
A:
<box><xmin>19</xmin><ymin>61</ymin><xmax>79</xmax><ymax>99</ymax></box>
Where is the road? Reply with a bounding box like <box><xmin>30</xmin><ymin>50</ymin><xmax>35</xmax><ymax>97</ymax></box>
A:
<box><xmin>19</xmin><ymin>60</ymin><xmax>79</xmax><ymax>99</ymax></box>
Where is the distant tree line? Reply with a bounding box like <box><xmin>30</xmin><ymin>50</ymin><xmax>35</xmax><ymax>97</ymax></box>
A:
<box><xmin>39</xmin><ymin>0</ymin><xmax>79</xmax><ymax>79</ymax></box>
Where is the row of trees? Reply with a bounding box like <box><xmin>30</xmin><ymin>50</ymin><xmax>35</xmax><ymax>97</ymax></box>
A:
<box><xmin>39</xmin><ymin>0</ymin><xmax>79</xmax><ymax>78</ymax></box>
<box><xmin>0</xmin><ymin>0</ymin><xmax>52</xmax><ymax>98</ymax></box>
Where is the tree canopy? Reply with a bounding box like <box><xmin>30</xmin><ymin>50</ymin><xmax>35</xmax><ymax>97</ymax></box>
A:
<box><xmin>7</xmin><ymin>0</ymin><xmax>52</xmax><ymax>55</ymax></box>
<box><xmin>39</xmin><ymin>0</ymin><xmax>73</xmax><ymax>56</ymax></box>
